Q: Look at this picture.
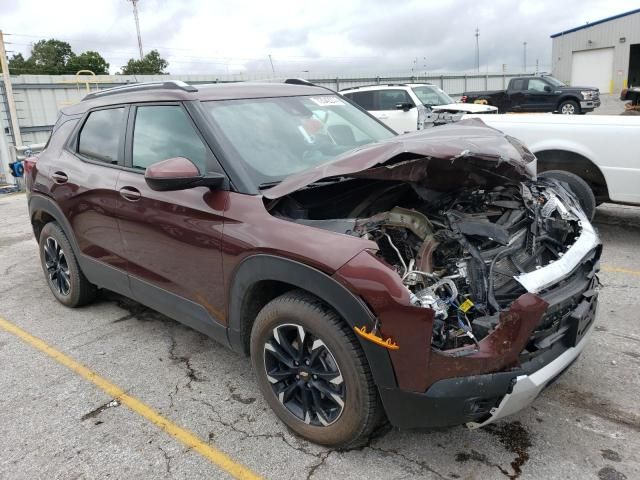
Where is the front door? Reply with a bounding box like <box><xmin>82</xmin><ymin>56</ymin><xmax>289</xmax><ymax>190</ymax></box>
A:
<box><xmin>522</xmin><ymin>78</ymin><xmax>556</xmax><ymax>111</ymax></box>
<box><xmin>372</xmin><ymin>89</ymin><xmax>418</xmax><ymax>133</ymax></box>
<box><xmin>115</xmin><ymin>103</ymin><xmax>228</xmax><ymax>330</ymax></box>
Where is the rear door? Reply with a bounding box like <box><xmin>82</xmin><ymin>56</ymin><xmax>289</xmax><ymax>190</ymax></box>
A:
<box><xmin>506</xmin><ymin>78</ymin><xmax>528</xmax><ymax>111</ymax></box>
<box><xmin>52</xmin><ymin>105</ymin><xmax>130</xmax><ymax>292</ymax></box>
<box><xmin>115</xmin><ymin>102</ymin><xmax>228</xmax><ymax>328</ymax></box>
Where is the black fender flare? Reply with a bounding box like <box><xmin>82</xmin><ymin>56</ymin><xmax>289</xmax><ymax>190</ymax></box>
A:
<box><xmin>226</xmin><ymin>254</ymin><xmax>397</xmax><ymax>388</ymax></box>
<box><xmin>29</xmin><ymin>193</ymin><xmax>82</xmax><ymax>255</ymax></box>
<box><xmin>556</xmin><ymin>95</ymin><xmax>581</xmax><ymax>109</ymax></box>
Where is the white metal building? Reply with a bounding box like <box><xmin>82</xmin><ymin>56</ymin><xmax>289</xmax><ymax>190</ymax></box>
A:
<box><xmin>551</xmin><ymin>8</ymin><xmax>640</xmax><ymax>93</ymax></box>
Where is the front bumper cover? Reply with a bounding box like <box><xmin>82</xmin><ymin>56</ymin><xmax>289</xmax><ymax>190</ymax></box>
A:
<box><xmin>378</xmin><ymin>285</ymin><xmax>598</xmax><ymax>429</ymax></box>
<box><xmin>580</xmin><ymin>99</ymin><xmax>600</xmax><ymax>110</ymax></box>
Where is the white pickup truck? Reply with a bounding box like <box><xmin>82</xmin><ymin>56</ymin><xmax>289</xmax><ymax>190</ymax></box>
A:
<box><xmin>467</xmin><ymin>114</ymin><xmax>640</xmax><ymax>210</ymax></box>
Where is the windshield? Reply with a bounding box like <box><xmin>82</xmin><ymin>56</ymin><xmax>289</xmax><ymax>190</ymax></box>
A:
<box><xmin>204</xmin><ymin>95</ymin><xmax>395</xmax><ymax>188</ymax></box>
<box><xmin>544</xmin><ymin>76</ymin><xmax>566</xmax><ymax>87</ymax></box>
<box><xmin>411</xmin><ymin>85</ymin><xmax>455</xmax><ymax>106</ymax></box>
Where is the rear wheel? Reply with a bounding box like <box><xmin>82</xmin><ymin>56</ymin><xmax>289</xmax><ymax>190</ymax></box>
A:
<box><xmin>38</xmin><ymin>222</ymin><xmax>97</xmax><ymax>307</ymax></box>
<box><xmin>559</xmin><ymin>99</ymin><xmax>580</xmax><ymax>114</ymax></box>
<box><xmin>539</xmin><ymin>170</ymin><xmax>596</xmax><ymax>221</ymax></box>
<box><xmin>250</xmin><ymin>290</ymin><xmax>382</xmax><ymax>447</ymax></box>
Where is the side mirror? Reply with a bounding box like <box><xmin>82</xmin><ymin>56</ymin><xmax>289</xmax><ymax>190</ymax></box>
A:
<box><xmin>144</xmin><ymin>157</ymin><xmax>225</xmax><ymax>192</ymax></box>
<box><xmin>544</xmin><ymin>85</ymin><xmax>552</xmax><ymax>92</ymax></box>
<box><xmin>395</xmin><ymin>102</ymin><xmax>413</xmax><ymax>111</ymax></box>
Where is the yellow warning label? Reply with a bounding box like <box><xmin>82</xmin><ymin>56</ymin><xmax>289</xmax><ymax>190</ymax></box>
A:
<box><xmin>459</xmin><ymin>299</ymin><xmax>474</xmax><ymax>313</ymax></box>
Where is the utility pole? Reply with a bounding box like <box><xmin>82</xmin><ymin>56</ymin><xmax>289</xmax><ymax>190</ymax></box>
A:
<box><xmin>523</xmin><ymin>41</ymin><xmax>527</xmax><ymax>72</ymax></box>
<box><xmin>0</xmin><ymin>31</ymin><xmax>22</xmax><ymax>147</ymax></box>
<box><xmin>129</xmin><ymin>0</ymin><xmax>144</xmax><ymax>60</ymax></box>
<box><xmin>475</xmin><ymin>27</ymin><xmax>480</xmax><ymax>72</ymax></box>
<box><xmin>268</xmin><ymin>54</ymin><xmax>275</xmax><ymax>77</ymax></box>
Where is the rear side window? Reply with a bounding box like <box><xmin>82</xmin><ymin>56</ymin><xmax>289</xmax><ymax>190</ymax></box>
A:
<box><xmin>511</xmin><ymin>79</ymin><xmax>526</xmax><ymax>91</ymax></box>
<box><xmin>78</xmin><ymin>107</ymin><xmax>125</xmax><ymax>164</ymax></box>
<box><xmin>132</xmin><ymin>105</ymin><xmax>208</xmax><ymax>172</ymax></box>
<box><xmin>375</xmin><ymin>90</ymin><xmax>414</xmax><ymax>110</ymax></box>
<box><xmin>345</xmin><ymin>91</ymin><xmax>375</xmax><ymax>110</ymax></box>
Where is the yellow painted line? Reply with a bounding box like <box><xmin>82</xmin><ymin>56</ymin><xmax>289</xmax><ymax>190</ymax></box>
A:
<box><xmin>0</xmin><ymin>316</ymin><xmax>261</xmax><ymax>480</ymax></box>
<box><xmin>601</xmin><ymin>265</ymin><xmax>640</xmax><ymax>277</ymax></box>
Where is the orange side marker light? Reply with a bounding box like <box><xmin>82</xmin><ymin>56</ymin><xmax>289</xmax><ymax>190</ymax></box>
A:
<box><xmin>354</xmin><ymin>325</ymin><xmax>399</xmax><ymax>350</ymax></box>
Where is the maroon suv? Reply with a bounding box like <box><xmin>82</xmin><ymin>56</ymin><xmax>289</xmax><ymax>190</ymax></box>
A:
<box><xmin>25</xmin><ymin>80</ymin><xmax>601</xmax><ymax>447</ymax></box>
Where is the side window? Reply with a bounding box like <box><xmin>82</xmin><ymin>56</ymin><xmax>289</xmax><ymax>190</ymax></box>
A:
<box><xmin>345</xmin><ymin>91</ymin><xmax>375</xmax><ymax>110</ymax></box>
<box><xmin>527</xmin><ymin>79</ymin><xmax>548</xmax><ymax>92</ymax></box>
<box><xmin>510</xmin><ymin>79</ymin><xmax>526</xmax><ymax>91</ymax></box>
<box><xmin>132</xmin><ymin>105</ymin><xmax>208</xmax><ymax>172</ymax></box>
<box><xmin>375</xmin><ymin>90</ymin><xmax>414</xmax><ymax>110</ymax></box>
<box><xmin>78</xmin><ymin>107</ymin><xmax>125</xmax><ymax>164</ymax></box>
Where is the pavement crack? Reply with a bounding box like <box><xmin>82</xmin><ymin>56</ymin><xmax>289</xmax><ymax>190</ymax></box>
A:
<box><xmin>3</xmin><ymin>262</ymin><xmax>19</xmax><ymax>276</ymax></box>
<box><xmin>455</xmin><ymin>449</ymin><xmax>512</xmax><ymax>478</ymax></box>
<box><xmin>81</xmin><ymin>399</ymin><xmax>121</xmax><ymax>421</ymax></box>
<box><xmin>157</xmin><ymin>445</ymin><xmax>173</xmax><ymax>475</ymax></box>
<box><xmin>306</xmin><ymin>450</ymin><xmax>334</xmax><ymax>480</ymax></box>
<box><xmin>368</xmin><ymin>445</ymin><xmax>448</xmax><ymax>479</ymax></box>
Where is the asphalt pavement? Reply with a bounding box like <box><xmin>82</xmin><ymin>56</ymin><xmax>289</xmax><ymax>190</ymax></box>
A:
<box><xmin>0</xmin><ymin>192</ymin><xmax>639</xmax><ymax>480</ymax></box>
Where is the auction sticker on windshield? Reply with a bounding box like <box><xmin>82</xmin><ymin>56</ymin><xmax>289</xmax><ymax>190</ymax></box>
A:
<box><xmin>310</xmin><ymin>96</ymin><xmax>345</xmax><ymax>106</ymax></box>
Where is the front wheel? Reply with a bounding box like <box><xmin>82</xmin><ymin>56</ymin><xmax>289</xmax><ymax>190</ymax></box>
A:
<box><xmin>559</xmin><ymin>100</ymin><xmax>580</xmax><ymax>114</ymax></box>
<box><xmin>250</xmin><ymin>290</ymin><xmax>382</xmax><ymax>447</ymax></box>
<box><xmin>539</xmin><ymin>170</ymin><xmax>596</xmax><ymax>221</ymax></box>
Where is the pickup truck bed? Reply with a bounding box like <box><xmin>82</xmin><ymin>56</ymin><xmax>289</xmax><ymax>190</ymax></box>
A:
<box><xmin>466</xmin><ymin>114</ymin><xmax>640</xmax><ymax>205</ymax></box>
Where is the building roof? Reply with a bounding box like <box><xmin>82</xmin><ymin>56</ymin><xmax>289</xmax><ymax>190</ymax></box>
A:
<box><xmin>550</xmin><ymin>7</ymin><xmax>640</xmax><ymax>38</ymax></box>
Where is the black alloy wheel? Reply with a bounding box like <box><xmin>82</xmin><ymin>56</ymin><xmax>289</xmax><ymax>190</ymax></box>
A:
<box><xmin>43</xmin><ymin>236</ymin><xmax>71</xmax><ymax>296</ymax></box>
<box><xmin>264</xmin><ymin>323</ymin><xmax>345</xmax><ymax>426</ymax></box>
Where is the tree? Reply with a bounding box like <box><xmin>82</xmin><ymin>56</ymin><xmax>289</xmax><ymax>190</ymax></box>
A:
<box><xmin>4</xmin><ymin>53</ymin><xmax>33</xmax><ymax>74</ymax></box>
<box><xmin>66</xmin><ymin>51</ymin><xmax>110</xmax><ymax>75</ymax></box>
<box><xmin>0</xmin><ymin>39</ymin><xmax>111</xmax><ymax>75</ymax></box>
<box><xmin>29</xmin><ymin>39</ymin><xmax>75</xmax><ymax>74</ymax></box>
<box><xmin>120</xmin><ymin>50</ymin><xmax>168</xmax><ymax>75</ymax></box>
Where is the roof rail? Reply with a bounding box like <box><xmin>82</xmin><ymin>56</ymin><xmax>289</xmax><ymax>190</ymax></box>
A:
<box><xmin>83</xmin><ymin>80</ymin><xmax>198</xmax><ymax>100</ymax></box>
<box><xmin>338</xmin><ymin>82</ymin><xmax>433</xmax><ymax>92</ymax></box>
<box><xmin>284</xmin><ymin>78</ymin><xmax>315</xmax><ymax>86</ymax></box>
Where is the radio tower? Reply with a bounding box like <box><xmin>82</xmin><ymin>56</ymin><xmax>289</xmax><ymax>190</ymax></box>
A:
<box><xmin>475</xmin><ymin>27</ymin><xmax>480</xmax><ymax>72</ymax></box>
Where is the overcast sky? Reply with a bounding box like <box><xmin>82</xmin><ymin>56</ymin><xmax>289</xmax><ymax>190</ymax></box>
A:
<box><xmin>2</xmin><ymin>0</ymin><xmax>639</xmax><ymax>77</ymax></box>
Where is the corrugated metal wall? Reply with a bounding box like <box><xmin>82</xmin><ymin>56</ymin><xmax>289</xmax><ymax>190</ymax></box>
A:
<box><xmin>0</xmin><ymin>72</ymin><xmax>529</xmax><ymax>183</ymax></box>
<box><xmin>551</xmin><ymin>11</ymin><xmax>640</xmax><ymax>92</ymax></box>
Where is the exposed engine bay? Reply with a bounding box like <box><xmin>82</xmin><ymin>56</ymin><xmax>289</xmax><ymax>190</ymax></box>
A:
<box><xmin>268</xmin><ymin>176</ymin><xmax>585</xmax><ymax>351</ymax></box>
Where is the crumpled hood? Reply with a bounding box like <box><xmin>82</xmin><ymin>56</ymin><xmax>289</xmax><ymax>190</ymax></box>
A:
<box><xmin>264</xmin><ymin>118</ymin><xmax>536</xmax><ymax>199</ymax></box>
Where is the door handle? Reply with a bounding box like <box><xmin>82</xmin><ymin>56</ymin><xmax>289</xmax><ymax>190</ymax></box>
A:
<box><xmin>51</xmin><ymin>171</ymin><xmax>68</xmax><ymax>184</ymax></box>
<box><xmin>378</xmin><ymin>114</ymin><xmax>389</xmax><ymax>119</ymax></box>
<box><xmin>119</xmin><ymin>186</ymin><xmax>142</xmax><ymax>202</ymax></box>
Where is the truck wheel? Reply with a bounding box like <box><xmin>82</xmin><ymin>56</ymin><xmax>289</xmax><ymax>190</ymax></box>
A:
<box><xmin>539</xmin><ymin>170</ymin><xmax>596</xmax><ymax>221</ymax></box>
<box><xmin>559</xmin><ymin>100</ymin><xmax>580</xmax><ymax>114</ymax></box>
<box><xmin>38</xmin><ymin>222</ymin><xmax>97</xmax><ymax>307</ymax></box>
<box><xmin>250</xmin><ymin>290</ymin><xmax>382</xmax><ymax>448</ymax></box>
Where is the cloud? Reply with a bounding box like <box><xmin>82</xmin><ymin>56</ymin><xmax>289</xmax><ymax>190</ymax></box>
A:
<box><xmin>3</xmin><ymin>0</ymin><xmax>640</xmax><ymax>76</ymax></box>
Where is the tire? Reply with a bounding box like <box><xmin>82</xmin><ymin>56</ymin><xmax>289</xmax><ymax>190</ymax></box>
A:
<box><xmin>539</xmin><ymin>170</ymin><xmax>596</xmax><ymax>221</ymax></box>
<box><xmin>558</xmin><ymin>99</ymin><xmax>580</xmax><ymax>115</ymax></box>
<box><xmin>250</xmin><ymin>290</ymin><xmax>382</xmax><ymax>448</ymax></box>
<box><xmin>38</xmin><ymin>222</ymin><xmax>97</xmax><ymax>307</ymax></box>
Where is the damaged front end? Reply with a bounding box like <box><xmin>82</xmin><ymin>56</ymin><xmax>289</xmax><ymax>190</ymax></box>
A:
<box><xmin>266</xmin><ymin>120</ymin><xmax>601</xmax><ymax>427</ymax></box>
